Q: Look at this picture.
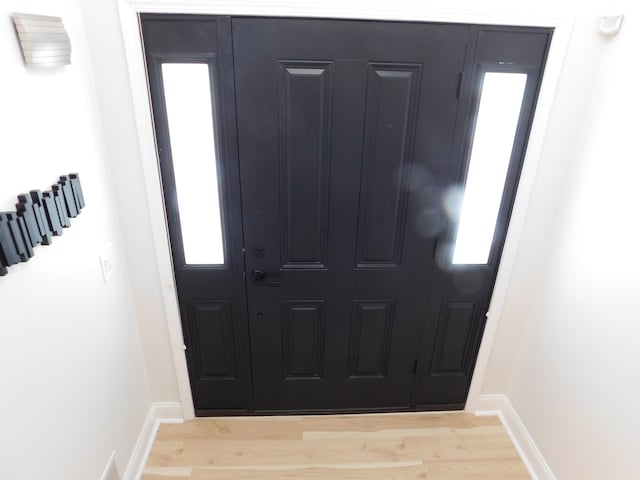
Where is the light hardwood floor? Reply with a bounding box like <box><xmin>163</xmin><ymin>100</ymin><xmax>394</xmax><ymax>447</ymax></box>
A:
<box><xmin>142</xmin><ymin>412</ymin><xmax>529</xmax><ymax>479</ymax></box>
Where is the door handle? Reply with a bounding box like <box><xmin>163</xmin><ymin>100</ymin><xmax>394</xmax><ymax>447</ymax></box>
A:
<box><xmin>252</xmin><ymin>269</ymin><xmax>265</xmax><ymax>281</ymax></box>
<box><xmin>251</xmin><ymin>269</ymin><xmax>281</xmax><ymax>286</ymax></box>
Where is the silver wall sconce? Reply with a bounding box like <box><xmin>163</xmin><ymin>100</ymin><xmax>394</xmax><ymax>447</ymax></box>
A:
<box><xmin>12</xmin><ymin>13</ymin><xmax>71</xmax><ymax>67</ymax></box>
<box><xmin>600</xmin><ymin>13</ymin><xmax>624</xmax><ymax>36</ymax></box>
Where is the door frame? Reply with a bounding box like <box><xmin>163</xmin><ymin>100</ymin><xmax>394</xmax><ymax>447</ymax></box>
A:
<box><xmin>116</xmin><ymin>0</ymin><xmax>574</xmax><ymax>420</ymax></box>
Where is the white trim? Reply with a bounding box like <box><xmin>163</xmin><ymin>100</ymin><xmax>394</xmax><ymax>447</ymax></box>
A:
<box><xmin>465</xmin><ymin>16</ymin><xmax>574</xmax><ymax>412</ymax></box>
<box><xmin>152</xmin><ymin>401</ymin><xmax>185</xmax><ymax>422</ymax></box>
<box><xmin>123</xmin><ymin>0</ymin><xmax>564</xmax><ymax>27</ymax></box>
<box><xmin>472</xmin><ymin>393</ymin><xmax>506</xmax><ymax>414</ymax></box>
<box><xmin>116</xmin><ymin>0</ymin><xmax>196</xmax><ymax>421</ymax></box>
<box><xmin>123</xmin><ymin>402</ymin><xmax>184</xmax><ymax>480</ymax></box>
<box><xmin>100</xmin><ymin>450</ymin><xmax>117</xmax><ymax>480</ymax></box>
<box><xmin>116</xmin><ymin>0</ymin><xmax>574</xmax><ymax>417</ymax></box>
<box><xmin>475</xmin><ymin>394</ymin><xmax>555</xmax><ymax>480</ymax></box>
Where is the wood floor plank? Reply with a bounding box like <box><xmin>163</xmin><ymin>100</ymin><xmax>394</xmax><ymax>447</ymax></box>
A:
<box><xmin>143</xmin><ymin>413</ymin><xmax>529</xmax><ymax>480</ymax></box>
<box><xmin>148</xmin><ymin>437</ymin><xmax>518</xmax><ymax>467</ymax></box>
<box><xmin>144</xmin><ymin>466</ymin><xmax>191</xmax><ymax>476</ymax></box>
<box><xmin>302</xmin><ymin>425</ymin><xmax>506</xmax><ymax>440</ymax></box>
<box><xmin>188</xmin><ymin>464</ymin><xmax>429</xmax><ymax>479</ymax></box>
<box><xmin>144</xmin><ymin>461</ymin><xmax>528</xmax><ymax>480</ymax></box>
<box><xmin>143</xmin><ymin>476</ymin><xmax>189</xmax><ymax>480</ymax></box>
<box><xmin>155</xmin><ymin>418</ymin><xmax>303</xmax><ymax>441</ymax></box>
<box><xmin>143</xmin><ymin>474</ymin><xmax>188</xmax><ymax>478</ymax></box>
<box><xmin>299</xmin><ymin>412</ymin><xmax>501</xmax><ymax>432</ymax></box>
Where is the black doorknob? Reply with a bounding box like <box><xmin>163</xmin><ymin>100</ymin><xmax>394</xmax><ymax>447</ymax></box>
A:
<box><xmin>252</xmin><ymin>269</ymin><xmax>265</xmax><ymax>281</ymax></box>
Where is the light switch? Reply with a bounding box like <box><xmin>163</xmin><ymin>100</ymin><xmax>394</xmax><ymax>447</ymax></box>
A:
<box><xmin>99</xmin><ymin>242</ymin><xmax>116</xmax><ymax>283</ymax></box>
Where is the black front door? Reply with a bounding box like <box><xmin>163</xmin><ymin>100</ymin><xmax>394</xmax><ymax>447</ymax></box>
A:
<box><xmin>142</xmin><ymin>15</ymin><xmax>551</xmax><ymax>415</ymax></box>
<box><xmin>233</xmin><ymin>18</ymin><xmax>467</xmax><ymax>412</ymax></box>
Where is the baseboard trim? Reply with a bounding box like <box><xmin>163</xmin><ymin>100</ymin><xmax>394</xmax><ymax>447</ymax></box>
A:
<box><xmin>475</xmin><ymin>394</ymin><xmax>555</xmax><ymax>480</ymax></box>
<box><xmin>100</xmin><ymin>450</ymin><xmax>117</xmax><ymax>480</ymax></box>
<box><xmin>123</xmin><ymin>402</ymin><xmax>183</xmax><ymax>480</ymax></box>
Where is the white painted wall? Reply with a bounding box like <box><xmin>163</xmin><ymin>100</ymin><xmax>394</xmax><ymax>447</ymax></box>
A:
<box><xmin>481</xmin><ymin>3</ymin><xmax>640</xmax><ymax>479</ymax></box>
<box><xmin>0</xmin><ymin>1</ymin><xmax>152</xmax><ymax>478</ymax></box>
<box><xmin>76</xmin><ymin>0</ymin><xmax>182</xmax><ymax>405</ymax></box>
<box><xmin>480</xmin><ymin>11</ymin><xmax>608</xmax><ymax>394</ymax></box>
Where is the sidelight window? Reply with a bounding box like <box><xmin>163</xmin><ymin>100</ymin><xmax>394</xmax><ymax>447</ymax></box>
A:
<box><xmin>162</xmin><ymin>63</ymin><xmax>225</xmax><ymax>265</ymax></box>
<box><xmin>452</xmin><ymin>71</ymin><xmax>527</xmax><ymax>265</ymax></box>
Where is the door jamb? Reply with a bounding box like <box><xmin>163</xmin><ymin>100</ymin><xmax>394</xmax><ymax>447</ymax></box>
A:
<box><xmin>116</xmin><ymin>0</ymin><xmax>574</xmax><ymax>420</ymax></box>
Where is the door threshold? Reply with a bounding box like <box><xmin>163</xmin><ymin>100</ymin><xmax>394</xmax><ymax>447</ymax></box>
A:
<box><xmin>195</xmin><ymin>403</ymin><xmax>465</xmax><ymax>417</ymax></box>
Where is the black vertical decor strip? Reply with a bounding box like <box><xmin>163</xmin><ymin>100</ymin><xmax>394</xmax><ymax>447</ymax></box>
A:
<box><xmin>30</xmin><ymin>190</ymin><xmax>55</xmax><ymax>243</ymax></box>
<box><xmin>60</xmin><ymin>174</ymin><xmax>84</xmax><ymax>212</ymax></box>
<box><xmin>6</xmin><ymin>213</ymin><xmax>29</xmax><ymax>261</ymax></box>
<box><xmin>0</xmin><ymin>174</ymin><xmax>85</xmax><ymax>277</ymax></box>
<box><xmin>0</xmin><ymin>213</ymin><xmax>21</xmax><ymax>266</ymax></box>
<box><xmin>16</xmin><ymin>216</ymin><xmax>34</xmax><ymax>259</ymax></box>
<box><xmin>16</xmin><ymin>195</ymin><xmax>42</xmax><ymax>248</ymax></box>
<box><xmin>51</xmin><ymin>187</ymin><xmax>70</xmax><ymax>228</ymax></box>
<box><xmin>42</xmin><ymin>191</ymin><xmax>64</xmax><ymax>235</ymax></box>
<box><xmin>55</xmin><ymin>180</ymin><xmax>78</xmax><ymax>218</ymax></box>
<box><xmin>68</xmin><ymin>174</ymin><xmax>85</xmax><ymax>209</ymax></box>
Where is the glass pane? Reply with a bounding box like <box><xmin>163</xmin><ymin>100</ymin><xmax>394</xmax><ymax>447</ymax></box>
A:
<box><xmin>162</xmin><ymin>63</ymin><xmax>224</xmax><ymax>265</ymax></box>
<box><xmin>452</xmin><ymin>72</ymin><xmax>527</xmax><ymax>265</ymax></box>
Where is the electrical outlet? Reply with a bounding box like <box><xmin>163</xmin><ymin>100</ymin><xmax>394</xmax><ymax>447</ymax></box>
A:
<box><xmin>99</xmin><ymin>242</ymin><xmax>116</xmax><ymax>283</ymax></box>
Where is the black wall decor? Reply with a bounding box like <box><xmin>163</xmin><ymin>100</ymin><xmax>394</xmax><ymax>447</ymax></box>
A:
<box><xmin>0</xmin><ymin>173</ymin><xmax>85</xmax><ymax>276</ymax></box>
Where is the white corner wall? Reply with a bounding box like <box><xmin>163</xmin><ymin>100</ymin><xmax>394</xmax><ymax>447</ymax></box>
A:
<box><xmin>0</xmin><ymin>1</ymin><xmax>152</xmax><ymax>478</ymax></box>
<box><xmin>76</xmin><ymin>0</ymin><xmax>182</xmax><ymax>406</ymax></box>
<box><xmin>481</xmin><ymin>3</ymin><xmax>640</xmax><ymax>479</ymax></box>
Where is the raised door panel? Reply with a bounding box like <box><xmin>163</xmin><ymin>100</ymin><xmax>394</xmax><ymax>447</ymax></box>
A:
<box><xmin>187</xmin><ymin>301</ymin><xmax>238</xmax><ymax>380</ymax></box>
<box><xmin>184</xmin><ymin>298</ymin><xmax>247</xmax><ymax>410</ymax></box>
<box><xmin>282</xmin><ymin>300</ymin><xmax>326</xmax><ymax>380</ymax></box>
<box><xmin>430</xmin><ymin>299</ymin><xmax>480</xmax><ymax>376</ymax></box>
<box><xmin>279</xmin><ymin>62</ymin><xmax>333</xmax><ymax>269</ymax></box>
<box><xmin>355</xmin><ymin>63</ymin><xmax>421</xmax><ymax>268</ymax></box>
<box><xmin>347</xmin><ymin>300</ymin><xmax>396</xmax><ymax>378</ymax></box>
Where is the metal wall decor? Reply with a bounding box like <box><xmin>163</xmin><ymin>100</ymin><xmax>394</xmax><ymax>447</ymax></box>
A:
<box><xmin>12</xmin><ymin>13</ymin><xmax>72</xmax><ymax>67</ymax></box>
<box><xmin>0</xmin><ymin>174</ymin><xmax>84</xmax><ymax>276</ymax></box>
